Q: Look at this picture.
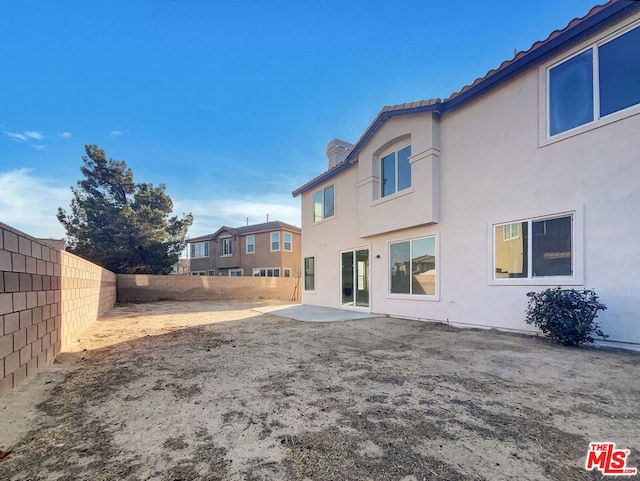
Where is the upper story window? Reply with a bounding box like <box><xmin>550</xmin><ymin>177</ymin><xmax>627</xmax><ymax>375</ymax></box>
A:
<box><xmin>190</xmin><ymin>242</ymin><xmax>209</xmax><ymax>258</ymax></box>
<box><xmin>271</xmin><ymin>232</ymin><xmax>280</xmax><ymax>251</ymax></box>
<box><xmin>283</xmin><ymin>232</ymin><xmax>292</xmax><ymax>251</ymax></box>
<box><xmin>548</xmin><ymin>23</ymin><xmax>640</xmax><ymax>136</ymax></box>
<box><xmin>313</xmin><ymin>184</ymin><xmax>334</xmax><ymax>222</ymax></box>
<box><xmin>222</xmin><ymin>237</ymin><xmax>232</xmax><ymax>256</ymax></box>
<box><xmin>246</xmin><ymin>235</ymin><xmax>255</xmax><ymax>254</ymax></box>
<box><xmin>381</xmin><ymin>145</ymin><xmax>411</xmax><ymax>197</ymax></box>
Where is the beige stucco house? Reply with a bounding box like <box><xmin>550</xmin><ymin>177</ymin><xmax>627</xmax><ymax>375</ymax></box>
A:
<box><xmin>187</xmin><ymin>221</ymin><xmax>301</xmax><ymax>278</ymax></box>
<box><xmin>293</xmin><ymin>0</ymin><xmax>640</xmax><ymax>348</ymax></box>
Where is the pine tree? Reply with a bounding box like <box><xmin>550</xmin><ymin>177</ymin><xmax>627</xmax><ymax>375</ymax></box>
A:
<box><xmin>57</xmin><ymin>145</ymin><xmax>193</xmax><ymax>274</ymax></box>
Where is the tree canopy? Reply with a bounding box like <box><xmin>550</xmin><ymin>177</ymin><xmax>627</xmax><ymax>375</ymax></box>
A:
<box><xmin>58</xmin><ymin>145</ymin><xmax>193</xmax><ymax>274</ymax></box>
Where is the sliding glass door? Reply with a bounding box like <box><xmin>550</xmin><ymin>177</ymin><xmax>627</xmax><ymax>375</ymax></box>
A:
<box><xmin>341</xmin><ymin>249</ymin><xmax>369</xmax><ymax>308</ymax></box>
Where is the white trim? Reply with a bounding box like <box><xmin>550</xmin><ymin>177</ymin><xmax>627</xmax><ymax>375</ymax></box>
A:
<box><xmin>312</xmin><ymin>183</ymin><xmax>336</xmax><ymax>224</ymax></box>
<box><xmin>488</xmin><ymin>207</ymin><xmax>584</xmax><ymax>286</ymax></box>
<box><xmin>379</xmin><ymin>143</ymin><xmax>412</xmax><ymax>199</ymax></box>
<box><xmin>252</xmin><ymin>267</ymin><xmax>281</xmax><ymax>277</ymax></box>
<box><xmin>339</xmin><ymin>245</ymin><xmax>371</xmax><ymax>311</ymax></box>
<box><xmin>229</xmin><ymin>269</ymin><xmax>243</xmax><ymax>277</ymax></box>
<box><xmin>283</xmin><ymin>232</ymin><xmax>292</xmax><ymax>252</ymax></box>
<box><xmin>221</xmin><ymin>237</ymin><xmax>233</xmax><ymax>257</ymax></box>
<box><xmin>270</xmin><ymin>231</ymin><xmax>280</xmax><ymax>252</ymax></box>
<box><xmin>189</xmin><ymin>241</ymin><xmax>209</xmax><ymax>259</ymax></box>
<box><xmin>303</xmin><ymin>255</ymin><xmax>316</xmax><ymax>293</ymax></box>
<box><xmin>283</xmin><ymin>267</ymin><xmax>292</xmax><ymax>278</ymax></box>
<box><xmin>540</xmin><ymin>18</ymin><xmax>640</xmax><ymax>146</ymax></box>
<box><xmin>387</xmin><ymin>234</ymin><xmax>440</xmax><ymax>301</ymax></box>
<box><xmin>246</xmin><ymin>235</ymin><xmax>255</xmax><ymax>254</ymax></box>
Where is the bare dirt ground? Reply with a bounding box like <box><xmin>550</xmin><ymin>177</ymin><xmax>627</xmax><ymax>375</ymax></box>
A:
<box><xmin>1</xmin><ymin>300</ymin><xmax>639</xmax><ymax>481</ymax></box>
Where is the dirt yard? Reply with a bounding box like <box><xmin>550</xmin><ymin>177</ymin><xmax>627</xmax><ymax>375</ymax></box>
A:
<box><xmin>1</xmin><ymin>300</ymin><xmax>639</xmax><ymax>481</ymax></box>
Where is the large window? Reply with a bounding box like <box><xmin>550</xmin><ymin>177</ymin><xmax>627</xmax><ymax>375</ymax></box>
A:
<box><xmin>390</xmin><ymin>236</ymin><xmax>436</xmax><ymax>296</ymax></box>
<box><xmin>229</xmin><ymin>269</ymin><xmax>243</xmax><ymax>276</ymax></box>
<box><xmin>381</xmin><ymin>145</ymin><xmax>411</xmax><ymax>197</ymax></box>
<box><xmin>494</xmin><ymin>214</ymin><xmax>573</xmax><ymax>279</ymax></box>
<box><xmin>190</xmin><ymin>242</ymin><xmax>209</xmax><ymax>258</ymax></box>
<box><xmin>271</xmin><ymin>232</ymin><xmax>280</xmax><ymax>251</ymax></box>
<box><xmin>283</xmin><ymin>232</ymin><xmax>292</xmax><ymax>251</ymax></box>
<box><xmin>222</xmin><ymin>238</ymin><xmax>232</xmax><ymax>256</ymax></box>
<box><xmin>549</xmin><ymin>24</ymin><xmax>640</xmax><ymax>136</ymax></box>
<box><xmin>313</xmin><ymin>184</ymin><xmax>334</xmax><ymax>222</ymax></box>
<box><xmin>304</xmin><ymin>257</ymin><xmax>315</xmax><ymax>291</ymax></box>
<box><xmin>246</xmin><ymin>235</ymin><xmax>255</xmax><ymax>254</ymax></box>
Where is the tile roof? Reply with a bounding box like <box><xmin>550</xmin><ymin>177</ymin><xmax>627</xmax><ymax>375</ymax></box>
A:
<box><xmin>188</xmin><ymin>221</ymin><xmax>300</xmax><ymax>243</ymax></box>
<box><xmin>292</xmin><ymin>0</ymin><xmax>639</xmax><ymax>197</ymax></box>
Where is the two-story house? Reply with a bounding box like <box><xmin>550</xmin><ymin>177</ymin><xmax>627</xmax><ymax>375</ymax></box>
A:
<box><xmin>187</xmin><ymin>221</ymin><xmax>301</xmax><ymax>278</ymax></box>
<box><xmin>293</xmin><ymin>0</ymin><xmax>640</xmax><ymax>348</ymax></box>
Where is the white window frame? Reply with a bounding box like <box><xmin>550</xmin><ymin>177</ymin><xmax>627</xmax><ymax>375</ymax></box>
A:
<box><xmin>380</xmin><ymin>143</ymin><xmax>411</xmax><ymax>198</ymax></box>
<box><xmin>207</xmin><ymin>270</ymin><xmax>215</xmax><ymax>276</ymax></box>
<box><xmin>312</xmin><ymin>183</ymin><xmax>335</xmax><ymax>223</ymax></box>
<box><xmin>189</xmin><ymin>242</ymin><xmax>209</xmax><ymax>258</ymax></box>
<box><xmin>489</xmin><ymin>208</ymin><xmax>584</xmax><ymax>286</ymax></box>
<box><xmin>283</xmin><ymin>232</ymin><xmax>292</xmax><ymax>251</ymax></box>
<box><xmin>303</xmin><ymin>256</ymin><xmax>315</xmax><ymax>292</ymax></box>
<box><xmin>246</xmin><ymin>235</ymin><xmax>255</xmax><ymax>254</ymax></box>
<box><xmin>541</xmin><ymin>20</ymin><xmax>640</xmax><ymax>145</ymax></box>
<box><xmin>252</xmin><ymin>268</ymin><xmax>281</xmax><ymax>277</ymax></box>
<box><xmin>229</xmin><ymin>269</ymin><xmax>243</xmax><ymax>276</ymax></box>
<box><xmin>283</xmin><ymin>268</ymin><xmax>292</xmax><ymax>278</ymax></box>
<box><xmin>191</xmin><ymin>271</ymin><xmax>206</xmax><ymax>276</ymax></box>
<box><xmin>221</xmin><ymin>237</ymin><xmax>232</xmax><ymax>257</ymax></box>
<box><xmin>503</xmin><ymin>223</ymin><xmax>520</xmax><ymax>241</ymax></box>
<box><xmin>388</xmin><ymin>234</ymin><xmax>439</xmax><ymax>300</ymax></box>
<box><xmin>271</xmin><ymin>232</ymin><xmax>280</xmax><ymax>252</ymax></box>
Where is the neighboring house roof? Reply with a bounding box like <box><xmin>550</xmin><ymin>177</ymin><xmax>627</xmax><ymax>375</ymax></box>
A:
<box><xmin>292</xmin><ymin>0</ymin><xmax>639</xmax><ymax>197</ymax></box>
<box><xmin>188</xmin><ymin>221</ymin><xmax>300</xmax><ymax>243</ymax></box>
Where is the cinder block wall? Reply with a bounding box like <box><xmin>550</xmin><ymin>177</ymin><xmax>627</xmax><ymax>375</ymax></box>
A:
<box><xmin>0</xmin><ymin>222</ymin><xmax>116</xmax><ymax>396</ymax></box>
<box><xmin>60</xmin><ymin>251</ymin><xmax>116</xmax><ymax>351</ymax></box>
<box><xmin>118</xmin><ymin>274</ymin><xmax>299</xmax><ymax>303</ymax></box>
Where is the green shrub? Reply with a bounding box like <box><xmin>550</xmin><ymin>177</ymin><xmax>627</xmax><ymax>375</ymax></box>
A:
<box><xmin>525</xmin><ymin>288</ymin><xmax>608</xmax><ymax>346</ymax></box>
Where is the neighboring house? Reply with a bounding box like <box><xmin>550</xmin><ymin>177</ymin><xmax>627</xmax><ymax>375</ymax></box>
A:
<box><xmin>169</xmin><ymin>258</ymin><xmax>190</xmax><ymax>275</ymax></box>
<box><xmin>293</xmin><ymin>0</ymin><xmax>640</xmax><ymax>348</ymax></box>
<box><xmin>187</xmin><ymin>221</ymin><xmax>301</xmax><ymax>278</ymax></box>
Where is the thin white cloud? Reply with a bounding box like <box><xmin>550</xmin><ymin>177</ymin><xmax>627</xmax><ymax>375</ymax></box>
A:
<box><xmin>174</xmin><ymin>196</ymin><xmax>301</xmax><ymax>239</ymax></box>
<box><xmin>33</xmin><ymin>145</ymin><xmax>48</xmax><ymax>151</ymax></box>
<box><xmin>24</xmin><ymin>131</ymin><xmax>44</xmax><ymax>141</ymax></box>
<box><xmin>58</xmin><ymin>132</ymin><xmax>72</xmax><ymax>139</ymax></box>
<box><xmin>0</xmin><ymin>169</ymin><xmax>70</xmax><ymax>239</ymax></box>
<box><xmin>3</xmin><ymin>130</ymin><xmax>28</xmax><ymax>142</ymax></box>
<box><xmin>109</xmin><ymin>130</ymin><xmax>124</xmax><ymax>137</ymax></box>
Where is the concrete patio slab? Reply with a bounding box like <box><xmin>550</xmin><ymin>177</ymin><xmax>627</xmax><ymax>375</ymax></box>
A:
<box><xmin>252</xmin><ymin>303</ymin><xmax>379</xmax><ymax>322</ymax></box>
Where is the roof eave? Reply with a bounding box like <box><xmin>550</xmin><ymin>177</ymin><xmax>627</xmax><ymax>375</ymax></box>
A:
<box><xmin>292</xmin><ymin>102</ymin><xmax>441</xmax><ymax>197</ymax></box>
<box><xmin>443</xmin><ymin>0</ymin><xmax>638</xmax><ymax>111</ymax></box>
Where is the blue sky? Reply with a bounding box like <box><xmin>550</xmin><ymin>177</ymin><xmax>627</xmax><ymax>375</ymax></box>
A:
<box><xmin>1</xmin><ymin>0</ymin><xmax>598</xmax><ymax>239</ymax></box>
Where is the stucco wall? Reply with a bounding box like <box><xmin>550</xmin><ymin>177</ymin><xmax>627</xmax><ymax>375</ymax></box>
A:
<box><xmin>0</xmin><ymin>223</ymin><xmax>116</xmax><ymax>396</ymax></box>
<box><xmin>300</xmin><ymin>10</ymin><xmax>640</xmax><ymax>347</ymax></box>
<box><xmin>117</xmin><ymin>274</ymin><xmax>299</xmax><ymax>303</ymax></box>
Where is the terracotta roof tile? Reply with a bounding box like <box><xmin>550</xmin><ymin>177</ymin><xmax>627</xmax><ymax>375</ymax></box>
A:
<box><xmin>446</xmin><ymin>0</ymin><xmax>618</xmax><ymax>102</ymax></box>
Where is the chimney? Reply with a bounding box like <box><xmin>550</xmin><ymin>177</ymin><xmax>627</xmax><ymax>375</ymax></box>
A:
<box><xmin>326</xmin><ymin>138</ymin><xmax>354</xmax><ymax>169</ymax></box>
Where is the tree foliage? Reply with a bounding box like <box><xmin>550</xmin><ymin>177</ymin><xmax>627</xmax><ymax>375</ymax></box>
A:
<box><xmin>58</xmin><ymin>145</ymin><xmax>193</xmax><ymax>274</ymax></box>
